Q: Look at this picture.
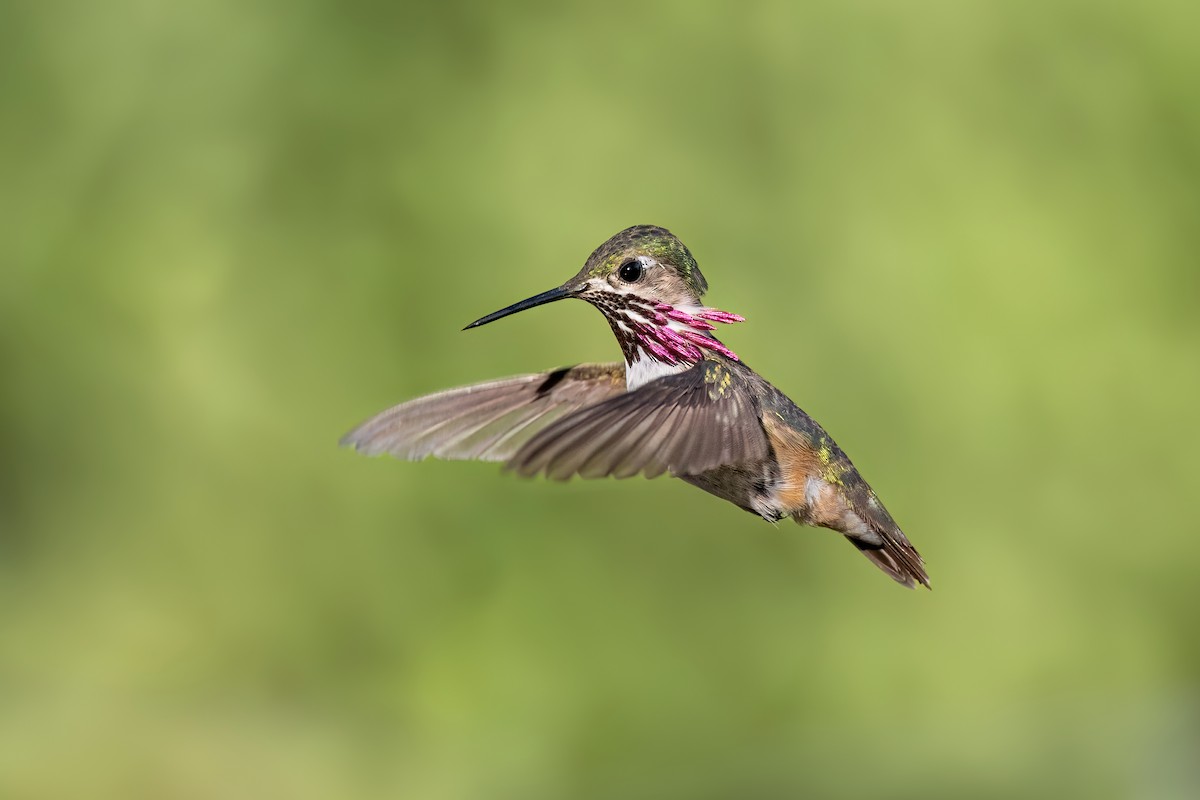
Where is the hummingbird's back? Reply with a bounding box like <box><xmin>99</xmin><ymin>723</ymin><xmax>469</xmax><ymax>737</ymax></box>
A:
<box><xmin>676</xmin><ymin>358</ymin><xmax>928</xmax><ymax>587</ymax></box>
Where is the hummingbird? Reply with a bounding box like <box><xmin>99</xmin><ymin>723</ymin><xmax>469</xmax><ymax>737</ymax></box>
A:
<box><xmin>341</xmin><ymin>225</ymin><xmax>929</xmax><ymax>588</ymax></box>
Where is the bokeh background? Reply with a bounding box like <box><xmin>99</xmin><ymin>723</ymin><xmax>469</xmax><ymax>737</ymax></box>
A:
<box><xmin>3</xmin><ymin>1</ymin><xmax>1199</xmax><ymax>797</ymax></box>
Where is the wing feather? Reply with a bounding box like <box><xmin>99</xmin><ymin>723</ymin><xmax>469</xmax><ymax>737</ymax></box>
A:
<box><xmin>580</xmin><ymin>403</ymin><xmax>671</xmax><ymax>479</ymax></box>
<box><xmin>340</xmin><ymin>363</ymin><xmax>626</xmax><ymax>462</ymax></box>
<box><xmin>509</xmin><ymin>359</ymin><xmax>769</xmax><ymax>480</ymax></box>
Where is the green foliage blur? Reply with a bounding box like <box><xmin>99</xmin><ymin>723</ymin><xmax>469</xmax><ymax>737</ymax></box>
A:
<box><xmin>2</xmin><ymin>1</ymin><xmax>1199</xmax><ymax>797</ymax></box>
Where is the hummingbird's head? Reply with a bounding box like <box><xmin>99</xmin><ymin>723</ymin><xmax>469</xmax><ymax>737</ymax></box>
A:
<box><xmin>465</xmin><ymin>225</ymin><xmax>744</xmax><ymax>375</ymax></box>
<box><xmin>574</xmin><ymin>224</ymin><xmax>709</xmax><ymax>307</ymax></box>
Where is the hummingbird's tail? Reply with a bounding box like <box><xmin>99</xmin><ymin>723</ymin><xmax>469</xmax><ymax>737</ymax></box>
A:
<box><xmin>846</xmin><ymin>535</ymin><xmax>930</xmax><ymax>589</ymax></box>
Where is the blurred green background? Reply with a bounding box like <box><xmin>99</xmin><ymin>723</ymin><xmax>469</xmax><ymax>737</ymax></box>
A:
<box><xmin>3</xmin><ymin>0</ymin><xmax>1199</xmax><ymax>797</ymax></box>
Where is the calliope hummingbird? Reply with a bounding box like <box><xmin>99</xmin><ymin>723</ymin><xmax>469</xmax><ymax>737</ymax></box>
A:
<box><xmin>342</xmin><ymin>225</ymin><xmax>928</xmax><ymax>588</ymax></box>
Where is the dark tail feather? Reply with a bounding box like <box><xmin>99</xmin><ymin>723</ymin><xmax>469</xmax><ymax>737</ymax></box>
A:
<box><xmin>847</xmin><ymin>536</ymin><xmax>931</xmax><ymax>590</ymax></box>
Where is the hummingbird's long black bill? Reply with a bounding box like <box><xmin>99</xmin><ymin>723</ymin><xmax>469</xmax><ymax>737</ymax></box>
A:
<box><xmin>463</xmin><ymin>285</ymin><xmax>575</xmax><ymax>330</ymax></box>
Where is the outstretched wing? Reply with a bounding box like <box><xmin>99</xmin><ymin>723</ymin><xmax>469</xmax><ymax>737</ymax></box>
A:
<box><xmin>340</xmin><ymin>363</ymin><xmax>626</xmax><ymax>462</ymax></box>
<box><xmin>509</xmin><ymin>358</ymin><xmax>770</xmax><ymax>480</ymax></box>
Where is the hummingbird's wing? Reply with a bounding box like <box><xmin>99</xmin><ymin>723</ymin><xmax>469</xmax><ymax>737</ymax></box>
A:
<box><xmin>340</xmin><ymin>363</ymin><xmax>626</xmax><ymax>462</ymax></box>
<box><xmin>509</xmin><ymin>359</ymin><xmax>770</xmax><ymax>480</ymax></box>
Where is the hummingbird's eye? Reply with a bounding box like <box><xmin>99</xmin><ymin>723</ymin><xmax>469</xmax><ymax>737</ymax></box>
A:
<box><xmin>618</xmin><ymin>259</ymin><xmax>644</xmax><ymax>283</ymax></box>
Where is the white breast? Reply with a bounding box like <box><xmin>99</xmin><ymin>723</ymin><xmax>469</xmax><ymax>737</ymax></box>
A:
<box><xmin>625</xmin><ymin>356</ymin><xmax>691</xmax><ymax>391</ymax></box>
